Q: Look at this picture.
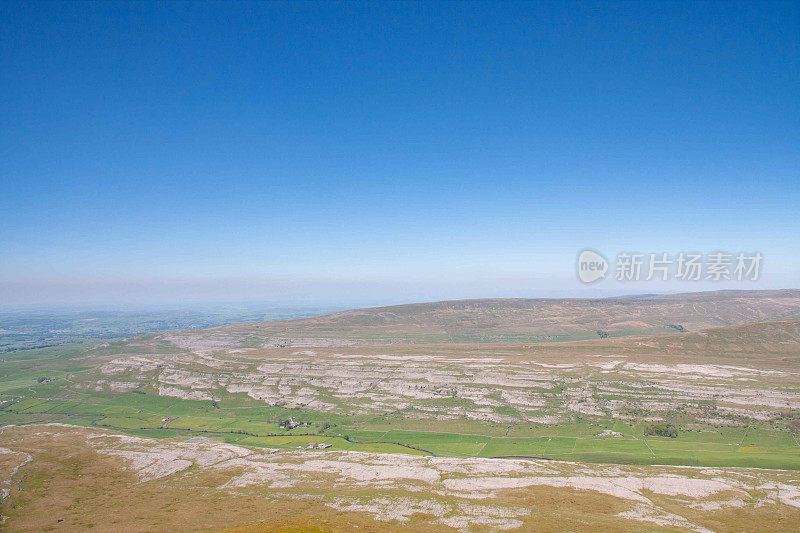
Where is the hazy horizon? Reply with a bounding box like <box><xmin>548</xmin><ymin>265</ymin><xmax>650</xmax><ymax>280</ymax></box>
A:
<box><xmin>3</xmin><ymin>283</ymin><xmax>800</xmax><ymax>313</ymax></box>
<box><xmin>3</xmin><ymin>1</ymin><xmax>798</xmax><ymax>308</ymax></box>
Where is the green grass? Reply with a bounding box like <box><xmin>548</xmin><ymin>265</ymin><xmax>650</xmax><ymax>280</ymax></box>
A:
<box><xmin>646</xmin><ymin>440</ymin><xmax>738</xmax><ymax>452</ymax></box>
<box><xmin>479</xmin><ymin>437</ymin><xmax>549</xmax><ymax>457</ymax></box>
<box><xmin>98</xmin><ymin>414</ymin><xmax>165</xmax><ymax>430</ymax></box>
<box><xmin>381</xmin><ymin>430</ymin><xmax>490</xmax><ymax>455</ymax></box>
<box><xmin>508</xmin><ymin>421</ymin><xmax>615</xmax><ymax>438</ymax></box>
<box><xmin>7</xmin><ymin>392</ymin><xmax>800</xmax><ymax>469</ymax></box>
<box><xmin>332</xmin><ymin>429</ymin><xmax>389</xmax><ymax>441</ymax></box>
<box><xmin>542</xmin><ymin>437</ymin><xmax>576</xmax><ymax>454</ymax></box>
<box><xmin>222</xmin><ymin>434</ymin><xmax>428</xmax><ymax>455</ymax></box>
<box><xmin>741</xmin><ymin>427</ymin><xmax>800</xmax><ymax>448</ymax></box>
<box><xmin>4</xmin><ymin>364</ymin><xmax>800</xmax><ymax>471</ymax></box>
<box><xmin>4</xmin><ymin>397</ymin><xmax>800</xmax><ymax>469</ymax></box>
<box><xmin>572</xmin><ymin>438</ymin><xmax>651</xmax><ymax>454</ymax></box>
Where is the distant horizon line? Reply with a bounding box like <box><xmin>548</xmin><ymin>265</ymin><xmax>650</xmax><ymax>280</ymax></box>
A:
<box><xmin>2</xmin><ymin>287</ymin><xmax>797</xmax><ymax>315</ymax></box>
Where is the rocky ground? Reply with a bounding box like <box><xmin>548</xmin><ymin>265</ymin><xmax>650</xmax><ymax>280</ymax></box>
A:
<box><xmin>2</xmin><ymin>424</ymin><xmax>800</xmax><ymax>532</ymax></box>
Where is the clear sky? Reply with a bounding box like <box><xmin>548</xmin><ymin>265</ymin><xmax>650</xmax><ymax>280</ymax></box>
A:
<box><xmin>1</xmin><ymin>1</ymin><xmax>798</xmax><ymax>308</ymax></box>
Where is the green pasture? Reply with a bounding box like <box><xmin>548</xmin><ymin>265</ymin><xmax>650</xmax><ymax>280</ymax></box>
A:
<box><xmin>3</xmin><ymin>385</ymin><xmax>800</xmax><ymax>470</ymax></box>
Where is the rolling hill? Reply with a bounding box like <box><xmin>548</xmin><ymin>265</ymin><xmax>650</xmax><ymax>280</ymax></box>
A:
<box><xmin>160</xmin><ymin>289</ymin><xmax>800</xmax><ymax>348</ymax></box>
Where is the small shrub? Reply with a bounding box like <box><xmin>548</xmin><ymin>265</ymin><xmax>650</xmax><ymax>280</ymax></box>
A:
<box><xmin>644</xmin><ymin>423</ymin><xmax>678</xmax><ymax>438</ymax></box>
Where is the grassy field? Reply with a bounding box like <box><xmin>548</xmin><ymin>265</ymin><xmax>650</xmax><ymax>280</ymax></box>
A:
<box><xmin>6</xmin><ymin>423</ymin><xmax>800</xmax><ymax>533</ymax></box>
<box><xmin>3</xmin><ymin>297</ymin><xmax>800</xmax><ymax>472</ymax></box>
<box><xmin>4</xmin><ymin>390</ymin><xmax>800</xmax><ymax>469</ymax></box>
<box><xmin>3</xmin><ymin>294</ymin><xmax>800</xmax><ymax>531</ymax></box>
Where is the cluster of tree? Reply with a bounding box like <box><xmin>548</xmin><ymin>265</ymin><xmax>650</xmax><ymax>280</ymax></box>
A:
<box><xmin>644</xmin><ymin>423</ymin><xmax>678</xmax><ymax>438</ymax></box>
<box><xmin>596</xmin><ymin>330</ymin><xmax>610</xmax><ymax>339</ymax></box>
<box><xmin>667</xmin><ymin>324</ymin><xmax>686</xmax><ymax>332</ymax></box>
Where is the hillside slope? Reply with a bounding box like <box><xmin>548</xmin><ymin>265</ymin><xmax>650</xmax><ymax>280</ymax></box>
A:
<box><xmin>602</xmin><ymin>316</ymin><xmax>800</xmax><ymax>358</ymax></box>
<box><xmin>159</xmin><ymin>289</ymin><xmax>800</xmax><ymax>348</ymax></box>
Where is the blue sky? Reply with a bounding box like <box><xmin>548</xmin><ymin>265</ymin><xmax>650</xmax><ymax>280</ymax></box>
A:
<box><xmin>1</xmin><ymin>1</ymin><xmax>798</xmax><ymax>307</ymax></box>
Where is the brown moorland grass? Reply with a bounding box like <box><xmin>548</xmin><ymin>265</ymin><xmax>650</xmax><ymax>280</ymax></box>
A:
<box><xmin>3</xmin><ymin>425</ymin><xmax>800</xmax><ymax>532</ymax></box>
<box><xmin>156</xmin><ymin>290</ymin><xmax>800</xmax><ymax>348</ymax></box>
